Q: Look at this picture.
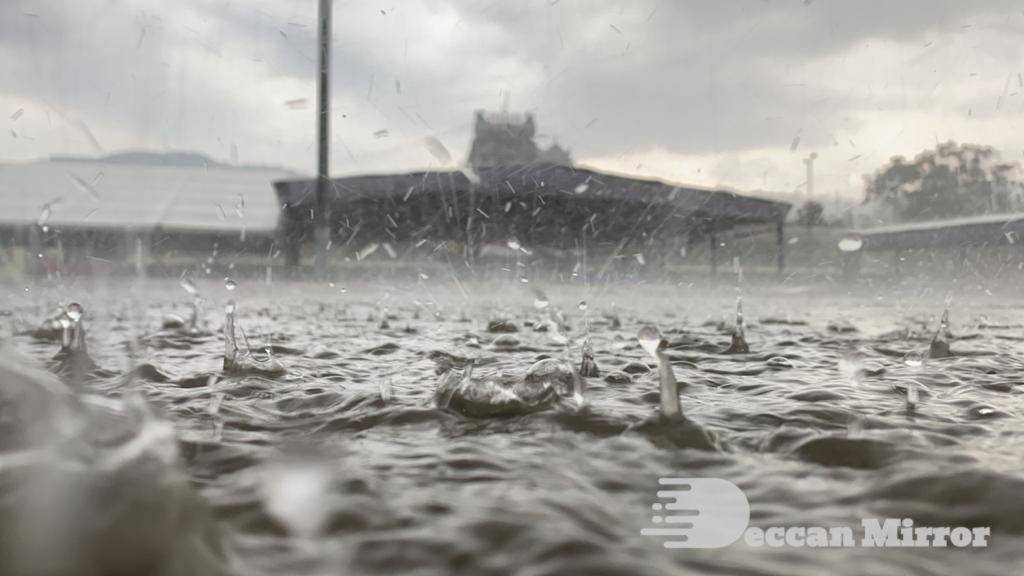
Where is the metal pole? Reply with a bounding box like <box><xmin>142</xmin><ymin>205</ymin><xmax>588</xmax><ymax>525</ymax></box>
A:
<box><xmin>776</xmin><ymin>218</ymin><xmax>785</xmax><ymax>275</ymax></box>
<box><xmin>313</xmin><ymin>0</ymin><xmax>332</xmax><ymax>277</ymax></box>
<box><xmin>803</xmin><ymin>152</ymin><xmax>817</xmax><ymax>201</ymax></box>
<box><xmin>709</xmin><ymin>229</ymin><xmax>718</xmax><ymax>279</ymax></box>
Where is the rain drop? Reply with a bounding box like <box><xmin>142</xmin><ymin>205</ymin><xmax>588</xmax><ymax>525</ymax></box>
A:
<box><xmin>65</xmin><ymin>302</ymin><xmax>84</xmax><ymax>323</ymax></box>
<box><xmin>357</xmin><ymin>243</ymin><xmax>379</xmax><ymax>261</ymax></box>
<box><xmin>180</xmin><ymin>276</ymin><xmax>199</xmax><ymax>296</ymax></box>
<box><xmin>224</xmin><ymin>277</ymin><xmax>238</xmax><ymax>291</ymax></box>
<box><xmin>37</xmin><ymin>205</ymin><xmax>51</xmax><ymax>228</ymax></box>
<box><xmin>838</xmin><ymin>236</ymin><xmax>864</xmax><ymax>253</ymax></box>
<box><xmin>260</xmin><ymin>460</ymin><xmax>332</xmax><ymax>538</ymax></box>
<box><xmin>637</xmin><ymin>325</ymin><xmax>663</xmax><ymax>358</ymax></box>
<box><xmin>906</xmin><ymin>384</ymin><xmax>919</xmax><ymax>411</ymax></box>
<box><xmin>838</xmin><ymin>351</ymin><xmax>865</xmax><ymax>386</ymax></box>
<box><xmin>903</xmin><ymin>351</ymin><xmax>924</xmax><ymax>368</ymax></box>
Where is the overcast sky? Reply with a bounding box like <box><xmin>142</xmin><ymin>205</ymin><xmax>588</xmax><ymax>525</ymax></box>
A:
<box><xmin>3</xmin><ymin>0</ymin><xmax>1024</xmax><ymax>201</ymax></box>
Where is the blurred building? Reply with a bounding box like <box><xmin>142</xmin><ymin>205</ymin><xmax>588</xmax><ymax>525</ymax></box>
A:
<box><xmin>274</xmin><ymin>111</ymin><xmax>791</xmax><ymax>276</ymax></box>
<box><xmin>466</xmin><ymin>110</ymin><xmax>573</xmax><ymax>168</ymax></box>
<box><xmin>275</xmin><ymin>164</ymin><xmax>791</xmax><ymax>276</ymax></box>
<box><xmin>0</xmin><ymin>152</ymin><xmax>291</xmax><ymax>276</ymax></box>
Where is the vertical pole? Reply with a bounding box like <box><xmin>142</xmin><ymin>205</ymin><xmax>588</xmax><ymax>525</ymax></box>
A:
<box><xmin>803</xmin><ymin>152</ymin><xmax>817</xmax><ymax>201</ymax></box>
<box><xmin>776</xmin><ymin>218</ymin><xmax>785</xmax><ymax>275</ymax></box>
<box><xmin>55</xmin><ymin>236</ymin><xmax>65</xmax><ymax>278</ymax></box>
<box><xmin>709</xmin><ymin>229</ymin><xmax>718</xmax><ymax>279</ymax></box>
<box><xmin>313</xmin><ymin>0</ymin><xmax>332</xmax><ymax>278</ymax></box>
<box><xmin>28</xmin><ymin>224</ymin><xmax>41</xmax><ymax>277</ymax></box>
<box><xmin>465</xmin><ymin>183</ymin><xmax>476</xmax><ymax>271</ymax></box>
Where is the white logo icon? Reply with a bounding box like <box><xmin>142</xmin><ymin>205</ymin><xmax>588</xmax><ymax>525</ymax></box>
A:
<box><xmin>641</xmin><ymin>478</ymin><xmax>750</xmax><ymax>548</ymax></box>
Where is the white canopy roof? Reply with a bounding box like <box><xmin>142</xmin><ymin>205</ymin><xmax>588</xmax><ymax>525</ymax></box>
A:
<box><xmin>0</xmin><ymin>154</ymin><xmax>295</xmax><ymax>235</ymax></box>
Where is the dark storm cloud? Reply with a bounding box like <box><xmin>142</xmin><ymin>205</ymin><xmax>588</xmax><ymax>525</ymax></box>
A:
<box><xmin>2</xmin><ymin>0</ymin><xmax>1023</xmax><ymax>175</ymax></box>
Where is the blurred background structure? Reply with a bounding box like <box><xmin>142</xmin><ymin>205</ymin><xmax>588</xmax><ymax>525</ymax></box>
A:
<box><xmin>0</xmin><ymin>152</ymin><xmax>290</xmax><ymax>277</ymax></box>
<box><xmin>275</xmin><ymin>110</ymin><xmax>791</xmax><ymax>278</ymax></box>
<box><xmin>1</xmin><ymin>112</ymin><xmax>797</xmax><ymax>282</ymax></box>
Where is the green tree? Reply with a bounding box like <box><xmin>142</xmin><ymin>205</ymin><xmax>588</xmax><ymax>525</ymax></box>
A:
<box><xmin>796</xmin><ymin>200</ymin><xmax>825</xmax><ymax>227</ymax></box>
<box><xmin>863</xmin><ymin>141</ymin><xmax>1023</xmax><ymax>222</ymax></box>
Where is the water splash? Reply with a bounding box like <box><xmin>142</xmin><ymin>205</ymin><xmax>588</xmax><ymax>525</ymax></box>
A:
<box><xmin>260</xmin><ymin>458</ymin><xmax>332</xmax><ymax>538</ymax></box>
<box><xmin>434</xmin><ymin>354</ymin><xmax>584</xmax><ymax>417</ymax></box>
<box><xmin>533</xmin><ymin>291</ymin><xmax>550</xmax><ymax>310</ymax></box>
<box><xmin>839</xmin><ymin>351</ymin><xmax>865</xmax><ymax>386</ymax></box>
<box><xmin>906</xmin><ymin>383</ymin><xmax>919</xmax><ymax>413</ymax></box>
<box><xmin>0</xmin><ymin>358</ymin><xmax>226</xmax><ymax>574</ymax></box>
<box><xmin>180</xmin><ymin>275</ymin><xmax>199</xmax><ymax>296</ymax></box>
<box><xmin>903</xmin><ymin>350</ymin><xmax>924</xmax><ymax>368</ymax></box>
<box><xmin>637</xmin><ymin>325</ymin><xmax>680</xmax><ymax>419</ymax></box>
<box><xmin>223</xmin><ymin>301</ymin><xmax>237</xmax><ymax>369</ymax></box>
<box><xmin>637</xmin><ymin>325</ymin><xmax>662</xmax><ymax>359</ymax></box>
<box><xmin>929</xmin><ymin>308</ymin><xmax>953</xmax><ymax>358</ymax></box>
<box><xmin>838</xmin><ymin>235</ymin><xmax>864</xmax><ymax>253</ymax></box>
<box><xmin>379</xmin><ymin>377</ymin><xmax>394</xmax><ymax>403</ymax></box>
<box><xmin>579</xmin><ymin>337</ymin><xmax>600</xmax><ymax>377</ymax></box>
<box><xmin>51</xmin><ymin>302</ymin><xmax>97</xmax><ymax>380</ymax></box>
<box><xmin>224</xmin><ymin>277</ymin><xmax>238</xmax><ymax>291</ymax></box>
<box><xmin>723</xmin><ymin>296</ymin><xmax>750</xmax><ymax>354</ymax></box>
<box><xmin>223</xmin><ymin>300</ymin><xmax>285</xmax><ymax>376</ymax></box>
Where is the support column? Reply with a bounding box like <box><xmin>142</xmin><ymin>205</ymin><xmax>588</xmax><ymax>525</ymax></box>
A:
<box><xmin>313</xmin><ymin>0</ymin><xmax>332</xmax><ymax>279</ymax></box>
<box><xmin>28</xmin><ymin>224</ymin><xmax>42</xmax><ymax>277</ymax></box>
<box><xmin>55</xmin><ymin>236</ymin><xmax>65</xmax><ymax>278</ymax></box>
<box><xmin>840</xmin><ymin>250</ymin><xmax>862</xmax><ymax>280</ymax></box>
<box><xmin>776</xmin><ymin>218</ymin><xmax>785</xmax><ymax>275</ymax></box>
<box><xmin>709</xmin><ymin>230</ymin><xmax>718</xmax><ymax>279</ymax></box>
<box><xmin>123</xmin><ymin>230</ymin><xmax>150</xmax><ymax>277</ymax></box>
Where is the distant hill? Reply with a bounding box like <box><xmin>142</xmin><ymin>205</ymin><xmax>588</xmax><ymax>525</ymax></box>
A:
<box><xmin>46</xmin><ymin>150</ymin><xmax>291</xmax><ymax>173</ymax></box>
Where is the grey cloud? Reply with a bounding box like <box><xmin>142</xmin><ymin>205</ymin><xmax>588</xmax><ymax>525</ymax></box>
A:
<box><xmin>2</xmin><ymin>0</ymin><xmax>1023</xmax><ymax>177</ymax></box>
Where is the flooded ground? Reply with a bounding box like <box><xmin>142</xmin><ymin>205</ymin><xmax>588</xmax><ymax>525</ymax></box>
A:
<box><xmin>2</xmin><ymin>276</ymin><xmax>1023</xmax><ymax>575</ymax></box>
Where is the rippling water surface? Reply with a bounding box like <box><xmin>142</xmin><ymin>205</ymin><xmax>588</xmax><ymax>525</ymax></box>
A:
<box><xmin>3</xmin><ymin>278</ymin><xmax>1024</xmax><ymax>575</ymax></box>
